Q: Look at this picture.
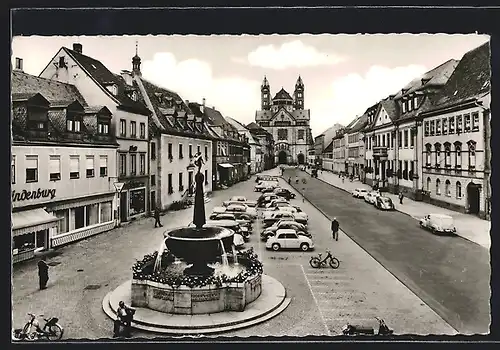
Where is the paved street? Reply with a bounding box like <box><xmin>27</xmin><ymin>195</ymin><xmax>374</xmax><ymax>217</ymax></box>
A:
<box><xmin>13</xmin><ymin>170</ymin><xmax>456</xmax><ymax>339</ymax></box>
<box><xmin>284</xmin><ymin>167</ymin><xmax>490</xmax><ymax>335</ymax></box>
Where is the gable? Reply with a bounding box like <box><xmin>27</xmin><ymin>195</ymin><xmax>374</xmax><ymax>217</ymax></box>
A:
<box><xmin>374</xmin><ymin>106</ymin><xmax>392</xmax><ymax>128</ymax></box>
<box><xmin>271</xmin><ymin>107</ymin><xmax>295</xmax><ymax>123</ymax></box>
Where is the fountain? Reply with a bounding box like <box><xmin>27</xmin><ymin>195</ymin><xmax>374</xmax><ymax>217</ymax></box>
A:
<box><xmin>103</xmin><ymin>152</ymin><xmax>289</xmax><ymax>333</ymax></box>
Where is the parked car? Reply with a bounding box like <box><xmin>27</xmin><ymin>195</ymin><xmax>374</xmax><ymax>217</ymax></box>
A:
<box><xmin>264</xmin><ymin>198</ymin><xmax>290</xmax><ymax>209</ymax></box>
<box><xmin>223</xmin><ymin>196</ymin><xmax>257</xmax><ymax>208</ymax></box>
<box><xmin>257</xmin><ymin>194</ymin><xmax>280</xmax><ymax>207</ymax></box>
<box><xmin>254</xmin><ymin>181</ymin><xmax>279</xmax><ymax>192</ymax></box>
<box><xmin>265</xmin><ymin>229</ymin><xmax>314</xmax><ymax>251</ymax></box>
<box><xmin>375</xmin><ymin>196</ymin><xmax>395</xmax><ymax>210</ymax></box>
<box><xmin>262</xmin><ymin>186</ymin><xmax>276</xmax><ymax>194</ymax></box>
<box><xmin>419</xmin><ymin>214</ymin><xmax>457</xmax><ymax>235</ymax></box>
<box><xmin>274</xmin><ymin>188</ymin><xmax>296</xmax><ymax>200</ymax></box>
<box><xmin>189</xmin><ymin>219</ymin><xmax>249</xmax><ymax>243</ymax></box>
<box><xmin>352</xmin><ymin>188</ymin><xmax>369</xmax><ymax>198</ymax></box>
<box><xmin>225</xmin><ymin>204</ymin><xmax>257</xmax><ymax>220</ymax></box>
<box><xmin>263</xmin><ymin>212</ymin><xmax>296</xmax><ymax>227</ymax></box>
<box><xmin>364</xmin><ymin>191</ymin><xmax>380</xmax><ymax>204</ymax></box>
<box><xmin>209</xmin><ymin>212</ymin><xmax>252</xmax><ymax>230</ymax></box>
<box><xmin>271</xmin><ymin>206</ymin><xmax>308</xmax><ymax>225</ymax></box>
<box><xmin>256</xmin><ymin>175</ymin><xmax>280</xmax><ymax>183</ymax></box>
<box><xmin>261</xmin><ymin>220</ymin><xmax>309</xmax><ymax>241</ymax></box>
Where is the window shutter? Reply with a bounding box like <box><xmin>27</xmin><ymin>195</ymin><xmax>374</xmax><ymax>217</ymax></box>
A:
<box><xmin>49</xmin><ymin>156</ymin><xmax>60</xmax><ymax>173</ymax></box>
<box><xmin>26</xmin><ymin>156</ymin><xmax>38</xmax><ymax>169</ymax></box>
<box><xmin>100</xmin><ymin>156</ymin><xmax>107</xmax><ymax>168</ymax></box>
<box><xmin>70</xmin><ymin>157</ymin><xmax>79</xmax><ymax>172</ymax></box>
<box><xmin>86</xmin><ymin>156</ymin><xmax>94</xmax><ymax>169</ymax></box>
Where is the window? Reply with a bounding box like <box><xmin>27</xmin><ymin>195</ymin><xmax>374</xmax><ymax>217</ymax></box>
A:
<box><xmin>444</xmin><ymin>143</ymin><xmax>451</xmax><ymax>167</ymax></box>
<box><xmin>436</xmin><ymin>179</ymin><xmax>441</xmax><ymax>195</ymax></box>
<box><xmin>26</xmin><ymin>156</ymin><xmax>38</xmax><ymax>183</ymax></box>
<box><xmin>436</xmin><ymin>119</ymin><xmax>441</xmax><ymax>135</ymax></box>
<box><xmin>130</xmin><ymin>154</ymin><xmax>137</xmax><ymax>175</ymax></box>
<box><xmin>442</xmin><ymin>118</ymin><xmax>448</xmax><ymax>135</ymax></box>
<box><xmin>402</xmin><ymin>101</ymin><xmax>406</xmax><ymax>113</ymax></box>
<box><xmin>277</xmin><ymin>129</ymin><xmax>288</xmax><ymax>140</ymax></box>
<box><xmin>140</xmin><ymin>153</ymin><xmax>146</xmax><ymax>175</ymax></box>
<box><xmin>410</xmin><ymin>128</ymin><xmax>415</xmax><ymax>147</ymax></box>
<box><xmin>120</xmin><ymin>119</ymin><xmax>126</xmax><ymax>136</ymax></box>
<box><xmin>298</xmin><ymin>130</ymin><xmax>305</xmax><ymax>140</ymax></box>
<box><xmin>445</xmin><ymin>180</ymin><xmax>451</xmax><ymax>196</ymax></box>
<box><xmin>413</xmin><ymin>96</ymin><xmax>418</xmax><ymax>109</ymax></box>
<box><xmin>408</xmin><ymin>99</ymin><xmax>413</xmax><ymax>111</ymax></box>
<box><xmin>456</xmin><ymin>181</ymin><xmax>462</xmax><ymax>198</ymax></box>
<box><xmin>15</xmin><ymin>57</ymin><xmax>23</xmax><ymax>70</ymax></box>
<box><xmin>391</xmin><ymin>133</ymin><xmax>395</xmax><ymax>148</ymax></box>
<box><xmin>150</xmin><ymin>191</ymin><xmax>156</xmax><ymax>210</ymax></box>
<box><xmin>434</xmin><ymin>143</ymin><xmax>441</xmax><ymax>166</ymax></box>
<box><xmin>66</xmin><ymin>115</ymin><xmax>82</xmax><ymax>132</ymax></box>
<box><xmin>151</xmin><ymin>174</ymin><xmax>156</xmax><ymax>186</ymax></box>
<box><xmin>70</xmin><ymin>155</ymin><xmax>80</xmax><ymax>179</ymax></box>
<box><xmin>468</xmin><ymin>142</ymin><xmax>476</xmax><ymax>169</ymax></box>
<box><xmin>151</xmin><ymin>142</ymin><xmax>156</xmax><ymax>160</ymax></box>
<box><xmin>426</xmin><ymin>144</ymin><xmax>432</xmax><ymax>166</ymax></box>
<box><xmin>424</xmin><ymin>121</ymin><xmax>430</xmax><ymax>136</ymax></box>
<box><xmin>100</xmin><ymin>156</ymin><xmax>108</xmax><ymax>177</ymax></box>
<box><xmin>49</xmin><ymin>155</ymin><xmax>61</xmax><ymax>181</ymax></box>
<box><xmin>472</xmin><ymin>112</ymin><xmax>479</xmax><ymax>131</ymax></box>
<box><xmin>205</xmin><ymin>145</ymin><xmax>208</xmax><ymax>160</ymax></box>
<box><xmin>427</xmin><ymin>177</ymin><xmax>431</xmax><ymax>191</ymax></box>
<box><xmin>464</xmin><ymin>114</ymin><xmax>471</xmax><ymax>132</ymax></box>
<box><xmin>178</xmin><ymin>172</ymin><xmax>184</xmax><ymax>191</ymax></box>
<box><xmin>197</xmin><ymin>145</ymin><xmax>201</xmax><ymax>155</ymax></box>
<box><xmin>179</xmin><ymin>144</ymin><xmax>183</xmax><ymax>159</ymax></box>
<box><xmin>455</xmin><ymin>143</ymin><xmax>462</xmax><ymax>167</ymax></box>
<box><xmin>97</xmin><ymin>119</ymin><xmax>109</xmax><ymax>134</ymax></box>
<box><xmin>130</xmin><ymin>121</ymin><xmax>137</xmax><ymax>138</ymax></box>
<box><xmin>404</xmin><ymin>130</ymin><xmax>408</xmax><ymax>148</ymax></box>
<box><xmin>131</xmin><ymin>91</ymin><xmax>138</xmax><ymax>102</ymax></box>
<box><xmin>449</xmin><ymin>117</ymin><xmax>455</xmax><ymax>134</ymax></box>
<box><xmin>398</xmin><ymin>131</ymin><xmax>402</xmax><ymax>148</ymax></box>
<box><xmin>377</xmin><ymin>135</ymin><xmax>381</xmax><ymax>147</ymax></box>
<box><xmin>404</xmin><ymin>160</ymin><xmax>408</xmax><ymax>180</ymax></box>
<box><xmin>119</xmin><ymin>153</ymin><xmax>127</xmax><ymax>176</ymax></box>
<box><xmin>168</xmin><ymin>173</ymin><xmax>173</xmax><ymax>194</ymax></box>
<box><xmin>140</xmin><ymin>122</ymin><xmax>146</xmax><ymax>138</ymax></box>
<box><xmin>27</xmin><ymin>106</ymin><xmax>48</xmax><ymax>130</ymax></box>
<box><xmin>189</xmin><ymin>144</ymin><xmax>193</xmax><ymax>158</ymax></box>
<box><xmin>456</xmin><ymin>115</ymin><xmax>463</xmax><ymax>133</ymax></box>
<box><xmin>11</xmin><ymin>155</ymin><xmax>15</xmax><ymax>184</ymax></box>
<box><xmin>86</xmin><ymin>156</ymin><xmax>95</xmax><ymax>178</ymax></box>
<box><xmin>430</xmin><ymin>120</ymin><xmax>435</xmax><ymax>135</ymax></box>
<box><xmin>204</xmin><ymin>169</ymin><xmax>209</xmax><ymax>185</ymax></box>
<box><xmin>382</xmin><ymin>134</ymin><xmax>386</xmax><ymax>147</ymax></box>
<box><xmin>59</xmin><ymin>56</ymin><xmax>66</xmax><ymax>68</ymax></box>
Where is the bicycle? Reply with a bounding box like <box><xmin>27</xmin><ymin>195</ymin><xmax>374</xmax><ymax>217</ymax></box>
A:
<box><xmin>309</xmin><ymin>249</ymin><xmax>340</xmax><ymax>269</ymax></box>
<box><xmin>13</xmin><ymin>313</ymin><xmax>64</xmax><ymax>341</ymax></box>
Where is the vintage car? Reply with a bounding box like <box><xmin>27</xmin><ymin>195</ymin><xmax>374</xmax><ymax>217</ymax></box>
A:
<box><xmin>254</xmin><ymin>180</ymin><xmax>279</xmax><ymax>192</ymax></box>
<box><xmin>364</xmin><ymin>191</ymin><xmax>380</xmax><ymax>204</ymax></box>
<box><xmin>274</xmin><ymin>187</ymin><xmax>296</xmax><ymax>200</ymax></box>
<box><xmin>257</xmin><ymin>194</ymin><xmax>280</xmax><ymax>207</ymax></box>
<box><xmin>265</xmin><ymin>229</ymin><xmax>314</xmax><ymax>251</ymax></box>
<box><xmin>189</xmin><ymin>220</ymin><xmax>249</xmax><ymax>243</ymax></box>
<box><xmin>222</xmin><ymin>196</ymin><xmax>257</xmax><ymax>208</ymax></box>
<box><xmin>375</xmin><ymin>196</ymin><xmax>395</xmax><ymax>210</ymax></box>
<box><xmin>256</xmin><ymin>175</ymin><xmax>280</xmax><ymax>183</ymax></box>
<box><xmin>263</xmin><ymin>211</ymin><xmax>297</xmax><ymax>227</ymax></box>
<box><xmin>419</xmin><ymin>213</ymin><xmax>457</xmax><ymax>235</ymax></box>
<box><xmin>261</xmin><ymin>220</ymin><xmax>310</xmax><ymax>241</ymax></box>
<box><xmin>352</xmin><ymin>188</ymin><xmax>369</xmax><ymax>198</ymax></box>
<box><xmin>269</xmin><ymin>206</ymin><xmax>308</xmax><ymax>224</ymax></box>
<box><xmin>224</xmin><ymin>203</ymin><xmax>257</xmax><ymax>220</ymax></box>
<box><xmin>264</xmin><ymin>198</ymin><xmax>290</xmax><ymax>209</ymax></box>
<box><xmin>208</xmin><ymin>212</ymin><xmax>252</xmax><ymax>230</ymax></box>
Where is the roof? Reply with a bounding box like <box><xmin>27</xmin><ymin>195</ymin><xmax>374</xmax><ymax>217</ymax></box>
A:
<box><xmin>347</xmin><ymin>114</ymin><xmax>368</xmax><ymax>133</ymax></box>
<box><xmin>322</xmin><ymin>140</ymin><xmax>333</xmax><ymax>153</ymax></box>
<box><xmin>225</xmin><ymin>117</ymin><xmax>260</xmax><ymax>145</ymax></box>
<box><xmin>189</xmin><ymin>102</ymin><xmax>242</xmax><ymax>141</ymax></box>
<box><xmin>432</xmin><ymin>41</ymin><xmax>490</xmax><ymax>109</ymax></box>
<box><xmin>12</xmin><ymin>71</ymin><xmax>87</xmax><ymax>106</ymax></box>
<box><xmin>61</xmin><ymin>47</ymin><xmax>150</xmax><ymax>115</ymax></box>
<box><xmin>246</xmin><ymin>122</ymin><xmax>272</xmax><ymax>136</ymax></box>
<box><xmin>272</xmin><ymin>88</ymin><xmax>293</xmax><ymax>101</ymax></box>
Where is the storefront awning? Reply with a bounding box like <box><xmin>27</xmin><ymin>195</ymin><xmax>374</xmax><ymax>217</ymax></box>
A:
<box><xmin>218</xmin><ymin>163</ymin><xmax>234</xmax><ymax>168</ymax></box>
<box><xmin>12</xmin><ymin>208</ymin><xmax>60</xmax><ymax>237</ymax></box>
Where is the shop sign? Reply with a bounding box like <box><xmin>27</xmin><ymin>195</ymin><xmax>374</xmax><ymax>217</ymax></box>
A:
<box><xmin>12</xmin><ymin>188</ymin><xmax>56</xmax><ymax>202</ymax></box>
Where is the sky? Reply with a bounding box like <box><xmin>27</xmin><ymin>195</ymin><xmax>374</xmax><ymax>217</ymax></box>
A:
<box><xmin>11</xmin><ymin>34</ymin><xmax>489</xmax><ymax>136</ymax></box>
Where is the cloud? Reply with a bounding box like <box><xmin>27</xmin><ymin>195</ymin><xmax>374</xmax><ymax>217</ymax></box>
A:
<box><xmin>311</xmin><ymin>64</ymin><xmax>428</xmax><ymax>135</ymax></box>
<box><xmin>235</xmin><ymin>40</ymin><xmax>346</xmax><ymax>70</ymax></box>
<box><xmin>142</xmin><ymin>52</ymin><xmax>261</xmax><ymax>125</ymax></box>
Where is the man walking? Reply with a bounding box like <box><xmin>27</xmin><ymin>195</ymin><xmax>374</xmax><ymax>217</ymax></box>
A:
<box><xmin>331</xmin><ymin>217</ymin><xmax>339</xmax><ymax>241</ymax></box>
<box><xmin>114</xmin><ymin>301</ymin><xmax>135</xmax><ymax>338</ymax></box>
<box><xmin>154</xmin><ymin>206</ymin><xmax>163</xmax><ymax>228</ymax></box>
<box><xmin>399</xmin><ymin>192</ymin><xmax>404</xmax><ymax>204</ymax></box>
<box><xmin>37</xmin><ymin>256</ymin><xmax>49</xmax><ymax>290</ymax></box>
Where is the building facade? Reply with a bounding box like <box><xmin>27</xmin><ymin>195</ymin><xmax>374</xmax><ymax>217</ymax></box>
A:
<box><xmin>321</xmin><ymin>140</ymin><xmax>334</xmax><ymax>171</ymax></box>
<box><xmin>226</xmin><ymin>117</ymin><xmax>264</xmax><ymax>174</ymax></box>
<box><xmin>246</xmin><ymin>122</ymin><xmax>275</xmax><ymax>170</ymax></box>
<box><xmin>39</xmin><ymin>43</ymin><xmax>151</xmax><ymax>223</ymax></box>
<box><xmin>331</xmin><ymin>128</ymin><xmax>348</xmax><ymax>174</ymax></box>
<box><xmin>11</xmin><ymin>70</ymin><xmax>118</xmax><ymax>263</ymax></box>
<box><xmin>346</xmin><ymin>115</ymin><xmax>368</xmax><ymax>179</ymax></box>
<box><xmin>255</xmin><ymin>76</ymin><xmax>312</xmax><ymax>165</ymax></box>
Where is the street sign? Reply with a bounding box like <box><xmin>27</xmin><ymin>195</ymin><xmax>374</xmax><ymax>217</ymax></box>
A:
<box><xmin>114</xmin><ymin>182</ymin><xmax>125</xmax><ymax>193</ymax></box>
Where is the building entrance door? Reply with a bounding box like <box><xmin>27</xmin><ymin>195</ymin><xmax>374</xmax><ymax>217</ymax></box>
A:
<box><xmin>467</xmin><ymin>182</ymin><xmax>480</xmax><ymax>215</ymax></box>
<box><xmin>278</xmin><ymin>151</ymin><xmax>288</xmax><ymax>164</ymax></box>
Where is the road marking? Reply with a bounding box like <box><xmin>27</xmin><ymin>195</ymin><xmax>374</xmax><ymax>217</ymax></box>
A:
<box><xmin>300</xmin><ymin>264</ymin><xmax>331</xmax><ymax>336</ymax></box>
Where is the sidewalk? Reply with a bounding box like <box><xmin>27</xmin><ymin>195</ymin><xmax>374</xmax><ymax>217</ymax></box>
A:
<box><xmin>303</xmin><ymin>169</ymin><xmax>491</xmax><ymax>250</ymax></box>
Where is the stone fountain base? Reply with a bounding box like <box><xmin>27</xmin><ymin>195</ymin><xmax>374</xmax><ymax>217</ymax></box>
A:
<box><xmin>102</xmin><ymin>275</ymin><xmax>290</xmax><ymax>335</ymax></box>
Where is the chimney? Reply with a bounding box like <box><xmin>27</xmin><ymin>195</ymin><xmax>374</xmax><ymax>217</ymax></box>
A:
<box><xmin>14</xmin><ymin>57</ymin><xmax>23</xmax><ymax>71</ymax></box>
<box><xmin>200</xmin><ymin>98</ymin><xmax>205</xmax><ymax>114</ymax></box>
<box><xmin>73</xmin><ymin>43</ymin><xmax>83</xmax><ymax>54</ymax></box>
<box><xmin>202</xmin><ymin>98</ymin><xmax>206</xmax><ymax>106</ymax></box>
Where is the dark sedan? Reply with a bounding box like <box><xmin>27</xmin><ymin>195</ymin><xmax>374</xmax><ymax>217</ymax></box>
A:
<box><xmin>261</xmin><ymin>220</ymin><xmax>309</xmax><ymax>241</ymax></box>
<box><xmin>274</xmin><ymin>188</ymin><xmax>296</xmax><ymax>200</ymax></box>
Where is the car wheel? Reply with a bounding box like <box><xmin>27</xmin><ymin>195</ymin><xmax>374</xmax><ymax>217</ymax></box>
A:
<box><xmin>272</xmin><ymin>243</ymin><xmax>281</xmax><ymax>251</ymax></box>
<box><xmin>300</xmin><ymin>243</ymin><xmax>310</xmax><ymax>251</ymax></box>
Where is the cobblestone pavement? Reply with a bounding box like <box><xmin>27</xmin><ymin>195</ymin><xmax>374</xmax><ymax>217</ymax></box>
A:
<box><xmin>304</xmin><ymin>169</ymin><xmax>491</xmax><ymax>249</ymax></box>
<box><xmin>13</xmin><ymin>170</ymin><xmax>457</xmax><ymax>340</ymax></box>
<box><xmin>285</xmin><ymin>167</ymin><xmax>490</xmax><ymax>335</ymax></box>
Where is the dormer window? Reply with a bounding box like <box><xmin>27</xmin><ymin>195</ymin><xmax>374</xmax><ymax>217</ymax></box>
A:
<box><xmin>66</xmin><ymin>113</ymin><xmax>82</xmax><ymax>132</ymax></box>
<box><xmin>413</xmin><ymin>96</ymin><xmax>418</xmax><ymax>109</ymax></box>
<box><xmin>106</xmin><ymin>84</ymin><xmax>118</xmax><ymax>96</ymax></box>
<box><xmin>130</xmin><ymin>91</ymin><xmax>138</xmax><ymax>101</ymax></box>
<box><xmin>402</xmin><ymin>101</ymin><xmax>407</xmax><ymax>113</ymax></box>
<box><xmin>27</xmin><ymin>105</ymin><xmax>49</xmax><ymax>131</ymax></box>
<box><xmin>97</xmin><ymin>118</ymin><xmax>110</xmax><ymax>134</ymax></box>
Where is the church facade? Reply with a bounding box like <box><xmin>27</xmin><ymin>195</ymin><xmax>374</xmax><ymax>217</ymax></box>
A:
<box><xmin>255</xmin><ymin>76</ymin><xmax>312</xmax><ymax>165</ymax></box>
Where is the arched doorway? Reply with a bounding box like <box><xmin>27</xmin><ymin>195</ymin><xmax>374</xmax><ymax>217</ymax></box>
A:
<box><xmin>467</xmin><ymin>182</ymin><xmax>481</xmax><ymax>215</ymax></box>
<box><xmin>297</xmin><ymin>153</ymin><xmax>305</xmax><ymax>165</ymax></box>
<box><xmin>278</xmin><ymin>151</ymin><xmax>288</xmax><ymax>164</ymax></box>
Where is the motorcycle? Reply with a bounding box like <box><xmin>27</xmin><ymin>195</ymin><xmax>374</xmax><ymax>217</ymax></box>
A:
<box><xmin>12</xmin><ymin>313</ymin><xmax>64</xmax><ymax>341</ymax></box>
<box><xmin>309</xmin><ymin>249</ymin><xmax>339</xmax><ymax>269</ymax></box>
<box><xmin>342</xmin><ymin>317</ymin><xmax>393</xmax><ymax>336</ymax></box>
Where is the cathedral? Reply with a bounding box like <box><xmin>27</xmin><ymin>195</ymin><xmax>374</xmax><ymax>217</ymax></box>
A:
<box><xmin>255</xmin><ymin>76</ymin><xmax>313</xmax><ymax>165</ymax></box>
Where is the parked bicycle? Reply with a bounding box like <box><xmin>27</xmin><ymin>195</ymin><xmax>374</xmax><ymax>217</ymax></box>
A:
<box><xmin>12</xmin><ymin>313</ymin><xmax>64</xmax><ymax>341</ymax></box>
<box><xmin>309</xmin><ymin>249</ymin><xmax>340</xmax><ymax>269</ymax></box>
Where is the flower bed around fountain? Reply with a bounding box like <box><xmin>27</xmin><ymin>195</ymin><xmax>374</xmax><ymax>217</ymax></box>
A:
<box><xmin>131</xmin><ymin>249</ymin><xmax>263</xmax><ymax>314</ymax></box>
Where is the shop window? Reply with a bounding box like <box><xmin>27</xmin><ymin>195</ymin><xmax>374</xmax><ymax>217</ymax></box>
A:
<box><xmin>100</xmin><ymin>156</ymin><xmax>108</xmax><ymax>177</ymax></box>
<box><xmin>86</xmin><ymin>156</ymin><xmax>95</xmax><ymax>178</ymax></box>
<box><xmin>129</xmin><ymin>188</ymin><xmax>146</xmax><ymax>216</ymax></box>
<box><xmin>456</xmin><ymin>181</ymin><xmax>462</xmax><ymax>198</ymax></box>
<box><xmin>73</xmin><ymin>206</ymin><xmax>85</xmax><ymax>230</ymax></box>
<box><xmin>449</xmin><ymin>117</ymin><xmax>455</xmax><ymax>134</ymax></box>
<box><xmin>70</xmin><ymin>155</ymin><xmax>80</xmax><ymax>179</ymax></box>
<box><xmin>445</xmin><ymin>180</ymin><xmax>451</xmax><ymax>196</ymax></box>
<box><xmin>140</xmin><ymin>122</ymin><xmax>146</xmax><ymax>139</ymax></box>
<box><xmin>472</xmin><ymin>112</ymin><xmax>480</xmax><ymax>131</ymax></box>
<box><xmin>179</xmin><ymin>144</ymin><xmax>184</xmax><ymax>159</ymax></box>
<box><xmin>140</xmin><ymin>153</ymin><xmax>146</xmax><ymax>175</ymax></box>
<box><xmin>85</xmin><ymin>203</ymin><xmax>99</xmax><ymax>226</ymax></box>
<box><xmin>436</xmin><ymin>178</ymin><xmax>441</xmax><ymax>195</ymax></box>
<box><xmin>25</xmin><ymin>155</ymin><xmax>38</xmax><ymax>183</ymax></box>
<box><xmin>120</xmin><ymin>119</ymin><xmax>126</xmax><ymax>137</ymax></box>
<box><xmin>119</xmin><ymin>153</ymin><xmax>127</xmax><ymax>176</ymax></box>
<box><xmin>11</xmin><ymin>155</ymin><xmax>16</xmax><ymax>184</ymax></box>
<box><xmin>55</xmin><ymin>209</ymin><xmax>69</xmax><ymax>234</ymax></box>
<box><xmin>464</xmin><ymin>114</ymin><xmax>471</xmax><ymax>132</ymax></box>
<box><xmin>100</xmin><ymin>201</ymin><xmax>112</xmax><ymax>222</ymax></box>
<box><xmin>130</xmin><ymin>154</ymin><xmax>137</xmax><ymax>175</ymax></box>
<box><xmin>49</xmin><ymin>155</ymin><xmax>61</xmax><ymax>181</ymax></box>
<box><xmin>151</xmin><ymin>142</ymin><xmax>157</xmax><ymax>160</ymax></box>
<box><xmin>130</xmin><ymin>121</ymin><xmax>137</xmax><ymax>138</ymax></box>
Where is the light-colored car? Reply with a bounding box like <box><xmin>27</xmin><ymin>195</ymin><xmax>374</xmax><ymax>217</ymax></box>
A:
<box><xmin>265</xmin><ymin>229</ymin><xmax>314</xmax><ymax>251</ymax></box>
<box><xmin>222</xmin><ymin>196</ymin><xmax>257</xmax><ymax>208</ymax></box>
<box><xmin>419</xmin><ymin>214</ymin><xmax>457</xmax><ymax>235</ymax></box>
<box><xmin>208</xmin><ymin>212</ymin><xmax>252</xmax><ymax>230</ymax></box>
<box><xmin>375</xmin><ymin>196</ymin><xmax>395</xmax><ymax>210</ymax></box>
<box><xmin>263</xmin><ymin>211</ymin><xmax>296</xmax><ymax>227</ymax></box>
<box><xmin>276</xmin><ymin>206</ymin><xmax>308</xmax><ymax>223</ymax></box>
<box><xmin>261</xmin><ymin>220</ymin><xmax>310</xmax><ymax>241</ymax></box>
<box><xmin>352</xmin><ymin>188</ymin><xmax>369</xmax><ymax>198</ymax></box>
<box><xmin>225</xmin><ymin>204</ymin><xmax>257</xmax><ymax>219</ymax></box>
<box><xmin>254</xmin><ymin>181</ymin><xmax>279</xmax><ymax>192</ymax></box>
<box><xmin>264</xmin><ymin>198</ymin><xmax>289</xmax><ymax>209</ymax></box>
<box><xmin>364</xmin><ymin>191</ymin><xmax>380</xmax><ymax>204</ymax></box>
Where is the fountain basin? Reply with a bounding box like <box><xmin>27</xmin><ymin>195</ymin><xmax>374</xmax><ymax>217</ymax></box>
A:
<box><xmin>131</xmin><ymin>273</ymin><xmax>262</xmax><ymax>314</ymax></box>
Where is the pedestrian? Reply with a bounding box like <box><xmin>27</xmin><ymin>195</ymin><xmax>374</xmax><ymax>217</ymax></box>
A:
<box><xmin>342</xmin><ymin>175</ymin><xmax>345</xmax><ymax>183</ymax></box>
<box><xmin>37</xmin><ymin>256</ymin><xmax>49</xmax><ymax>290</ymax></box>
<box><xmin>331</xmin><ymin>217</ymin><xmax>339</xmax><ymax>241</ymax></box>
<box><xmin>154</xmin><ymin>206</ymin><xmax>163</xmax><ymax>228</ymax></box>
<box><xmin>114</xmin><ymin>301</ymin><xmax>135</xmax><ymax>338</ymax></box>
<box><xmin>399</xmin><ymin>192</ymin><xmax>404</xmax><ymax>204</ymax></box>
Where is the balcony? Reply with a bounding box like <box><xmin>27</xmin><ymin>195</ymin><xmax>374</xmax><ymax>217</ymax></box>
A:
<box><xmin>372</xmin><ymin>146</ymin><xmax>388</xmax><ymax>158</ymax></box>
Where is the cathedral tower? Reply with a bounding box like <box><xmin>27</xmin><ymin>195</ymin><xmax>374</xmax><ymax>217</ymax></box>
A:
<box><xmin>261</xmin><ymin>76</ymin><xmax>271</xmax><ymax>110</ymax></box>
<box><xmin>294</xmin><ymin>75</ymin><xmax>304</xmax><ymax>109</ymax></box>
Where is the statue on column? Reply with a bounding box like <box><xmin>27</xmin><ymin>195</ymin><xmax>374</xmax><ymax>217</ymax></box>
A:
<box><xmin>192</xmin><ymin>152</ymin><xmax>206</xmax><ymax>229</ymax></box>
